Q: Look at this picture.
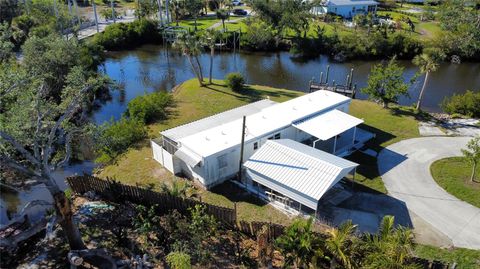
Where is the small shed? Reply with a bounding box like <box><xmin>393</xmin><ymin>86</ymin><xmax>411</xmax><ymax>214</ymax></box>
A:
<box><xmin>243</xmin><ymin>139</ymin><xmax>358</xmax><ymax>212</ymax></box>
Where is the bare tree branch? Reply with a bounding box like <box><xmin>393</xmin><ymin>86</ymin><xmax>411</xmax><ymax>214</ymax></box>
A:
<box><xmin>44</xmin><ymin>86</ymin><xmax>91</xmax><ymax>167</ymax></box>
<box><xmin>54</xmin><ymin>132</ymin><xmax>73</xmax><ymax>170</ymax></box>
<box><xmin>0</xmin><ymin>154</ymin><xmax>44</xmax><ymax>181</ymax></box>
<box><xmin>0</xmin><ymin>132</ymin><xmax>41</xmax><ymax>167</ymax></box>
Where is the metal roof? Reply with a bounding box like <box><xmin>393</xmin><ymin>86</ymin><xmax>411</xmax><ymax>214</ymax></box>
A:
<box><xmin>244</xmin><ymin>139</ymin><xmax>358</xmax><ymax>210</ymax></box>
<box><xmin>326</xmin><ymin>0</ymin><xmax>378</xmax><ymax>6</ymax></box>
<box><xmin>293</xmin><ymin>109</ymin><xmax>364</xmax><ymax>141</ymax></box>
<box><xmin>177</xmin><ymin>90</ymin><xmax>352</xmax><ymax>157</ymax></box>
<box><xmin>161</xmin><ymin>99</ymin><xmax>278</xmax><ymax>141</ymax></box>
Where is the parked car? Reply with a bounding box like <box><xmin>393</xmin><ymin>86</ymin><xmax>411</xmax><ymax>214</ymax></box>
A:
<box><xmin>232</xmin><ymin>9</ymin><xmax>247</xmax><ymax>15</ymax></box>
<box><xmin>232</xmin><ymin>0</ymin><xmax>242</xmax><ymax>6</ymax></box>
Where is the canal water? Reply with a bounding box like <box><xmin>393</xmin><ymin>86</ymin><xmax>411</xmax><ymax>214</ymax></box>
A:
<box><xmin>1</xmin><ymin>44</ymin><xmax>479</xmax><ymax>225</ymax></box>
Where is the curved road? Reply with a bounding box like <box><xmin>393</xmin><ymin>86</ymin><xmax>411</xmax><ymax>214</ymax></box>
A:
<box><xmin>378</xmin><ymin>137</ymin><xmax>480</xmax><ymax>249</ymax></box>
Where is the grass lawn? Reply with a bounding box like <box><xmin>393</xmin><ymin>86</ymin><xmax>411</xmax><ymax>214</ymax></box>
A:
<box><xmin>430</xmin><ymin>157</ymin><xmax>480</xmax><ymax>208</ymax></box>
<box><xmin>415</xmin><ymin>244</ymin><xmax>480</xmax><ymax>269</ymax></box>
<box><xmin>177</xmin><ymin>16</ymin><xmax>220</xmax><ymax>31</ymax></box>
<box><xmin>347</xmin><ymin>101</ymin><xmax>420</xmax><ymax>193</ymax></box>
<box><xmin>98</xmin><ymin>79</ymin><xmax>420</xmax><ymax>220</ymax></box>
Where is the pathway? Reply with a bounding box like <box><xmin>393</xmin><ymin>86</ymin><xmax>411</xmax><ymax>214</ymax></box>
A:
<box><xmin>207</xmin><ymin>16</ymin><xmax>248</xmax><ymax>30</ymax></box>
<box><xmin>73</xmin><ymin>16</ymin><xmax>135</xmax><ymax>40</ymax></box>
<box><xmin>378</xmin><ymin>137</ymin><xmax>480</xmax><ymax>249</ymax></box>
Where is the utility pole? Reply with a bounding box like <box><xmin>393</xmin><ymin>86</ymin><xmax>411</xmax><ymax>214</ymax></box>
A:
<box><xmin>110</xmin><ymin>0</ymin><xmax>116</xmax><ymax>23</ymax></box>
<box><xmin>157</xmin><ymin>0</ymin><xmax>163</xmax><ymax>26</ymax></box>
<box><xmin>238</xmin><ymin>116</ymin><xmax>246</xmax><ymax>184</ymax></box>
<box><xmin>92</xmin><ymin>0</ymin><xmax>100</xmax><ymax>33</ymax></box>
<box><xmin>165</xmin><ymin>0</ymin><xmax>170</xmax><ymax>24</ymax></box>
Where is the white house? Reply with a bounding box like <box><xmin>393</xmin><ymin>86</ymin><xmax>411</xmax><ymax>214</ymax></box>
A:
<box><xmin>151</xmin><ymin>90</ymin><xmax>374</xmax><ymax>192</ymax></box>
<box><xmin>312</xmin><ymin>0</ymin><xmax>378</xmax><ymax>18</ymax></box>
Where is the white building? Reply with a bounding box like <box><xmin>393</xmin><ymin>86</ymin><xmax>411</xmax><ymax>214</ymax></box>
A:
<box><xmin>312</xmin><ymin>0</ymin><xmax>378</xmax><ymax>19</ymax></box>
<box><xmin>152</xmin><ymin>90</ymin><xmax>374</xmax><ymax>192</ymax></box>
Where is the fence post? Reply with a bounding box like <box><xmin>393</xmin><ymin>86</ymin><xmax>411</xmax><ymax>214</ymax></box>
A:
<box><xmin>233</xmin><ymin>202</ymin><xmax>237</xmax><ymax>225</ymax></box>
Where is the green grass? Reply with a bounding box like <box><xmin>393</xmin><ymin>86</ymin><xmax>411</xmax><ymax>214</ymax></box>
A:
<box><xmin>177</xmin><ymin>16</ymin><xmax>221</xmax><ymax>31</ymax></box>
<box><xmin>346</xmin><ymin>101</ymin><xmax>420</xmax><ymax>193</ymax></box>
<box><xmin>430</xmin><ymin>157</ymin><xmax>480</xmax><ymax>208</ymax></box>
<box><xmin>415</xmin><ymin>245</ymin><xmax>480</xmax><ymax>269</ymax></box>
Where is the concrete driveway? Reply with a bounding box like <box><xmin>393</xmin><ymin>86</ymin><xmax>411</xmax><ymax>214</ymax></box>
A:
<box><xmin>378</xmin><ymin>137</ymin><xmax>480</xmax><ymax>249</ymax></box>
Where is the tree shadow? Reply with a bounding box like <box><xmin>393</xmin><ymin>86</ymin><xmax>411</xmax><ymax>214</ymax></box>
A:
<box><xmin>202</xmin><ymin>83</ymin><xmax>300</xmax><ymax>104</ymax></box>
<box><xmin>208</xmin><ymin>181</ymin><xmax>268</xmax><ymax>207</ymax></box>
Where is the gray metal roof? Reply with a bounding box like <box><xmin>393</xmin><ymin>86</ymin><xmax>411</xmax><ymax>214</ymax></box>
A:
<box><xmin>244</xmin><ymin>139</ymin><xmax>358</xmax><ymax>209</ymax></box>
<box><xmin>326</xmin><ymin>0</ymin><xmax>378</xmax><ymax>6</ymax></box>
<box><xmin>161</xmin><ymin>99</ymin><xmax>278</xmax><ymax>142</ymax></box>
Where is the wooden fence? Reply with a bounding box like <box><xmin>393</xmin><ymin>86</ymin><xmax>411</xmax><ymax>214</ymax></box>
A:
<box><xmin>66</xmin><ymin>175</ymin><xmax>236</xmax><ymax>227</ymax></box>
<box><xmin>66</xmin><ymin>176</ymin><xmax>453</xmax><ymax>269</ymax></box>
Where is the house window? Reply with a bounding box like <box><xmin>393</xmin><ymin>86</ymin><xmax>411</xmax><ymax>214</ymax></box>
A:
<box><xmin>274</xmin><ymin>133</ymin><xmax>281</xmax><ymax>140</ymax></box>
<box><xmin>253</xmin><ymin>142</ymin><xmax>258</xmax><ymax>150</ymax></box>
<box><xmin>217</xmin><ymin>154</ymin><xmax>228</xmax><ymax>169</ymax></box>
<box><xmin>268</xmin><ymin>136</ymin><xmax>274</xmax><ymax>140</ymax></box>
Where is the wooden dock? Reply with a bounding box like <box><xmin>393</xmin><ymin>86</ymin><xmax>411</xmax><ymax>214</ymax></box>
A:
<box><xmin>308</xmin><ymin>66</ymin><xmax>357</xmax><ymax>98</ymax></box>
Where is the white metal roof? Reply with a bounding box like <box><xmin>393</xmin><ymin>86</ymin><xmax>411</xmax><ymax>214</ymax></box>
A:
<box><xmin>244</xmin><ymin>139</ymin><xmax>358</xmax><ymax>210</ymax></box>
<box><xmin>326</xmin><ymin>0</ymin><xmax>378</xmax><ymax>6</ymax></box>
<box><xmin>293</xmin><ymin>109</ymin><xmax>364</xmax><ymax>141</ymax></box>
<box><xmin>161</xmin><ymin>99</ymin><xmax>278</xmax><ymax>141</ymax></box>
<box><xmin>174</xmin><ymin>146</ymin><xmax>202</xmax><ymax>167</ymax></box>
<box><xmin>177</xmin><ymin>90</ymin><xmax>351</xmax><ymax>157</ymax></box>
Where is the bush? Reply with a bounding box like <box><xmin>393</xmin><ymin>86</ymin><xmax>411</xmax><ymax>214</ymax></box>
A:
<box><xmin>166</xmin><ymin>251</ymin><xmax>191</xmax><ymax>269</ymax></box>
<box><xmin>95</xmin><ymin>117</ymin><xmax>147</xmax><ymax>163</ymax></box>
<box><xmin>240</xmin><ymin>18</ymin><xmax>277</xmax><ymax>51</ymax></box>
<box><xmin>224</xmin><ymin>72</ymin><xmax>245</xmax><ymax>92</ymax></box>
<box><xmin>93</xmin><ymin>19</ymin><xmax>160</xmax><ymax>50</ymax></box>
<box><xmin>441</xmin><ymin>90</ymin><xmax>480</xmax><ymax>118</ymax></box>
<box><xmin>126</xmin><ymin>91</ymin><xmax>174</xmax><ymax>123</ymax></box>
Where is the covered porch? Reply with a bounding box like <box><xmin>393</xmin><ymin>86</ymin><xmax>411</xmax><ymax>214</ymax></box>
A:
<box><xmin>294</xmin><ymin>109</ymin><xmax>374</xmax><ymax>157</ymax></box>
<box><xmin>241</xmin><ymin>139</ymin><xmax>359</xmax><ymax>218</ymax></box>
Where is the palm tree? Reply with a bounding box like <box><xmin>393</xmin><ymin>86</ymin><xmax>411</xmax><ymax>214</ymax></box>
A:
<box><xmin>216</xmin><ymin>8</ymin><xmax>229</xmax><ymax>31</ymax></box>
<box><xmin>412</xmin><ymin>52</ymin><xmax>442</xmax><ymax>110</ymax></box>
<box><xmin>161</xmin><ymin>180</ymin><xmax>189</xmax><ymax>197</ymax></box>
<box><xmin>173</xmin><ymin>32</ymin><xmax>204</xmax><ymax>86</ymax></box>
<box><xmin>325</xmin><ymin>220</ymin><xmax>358</xmax><ymax>269</ymax></box>
<box><xmin>275</xmin><ymin>217</ymin><xmax>323</xmax><ymax>268</ymax></box>
<box><xmin>363</xmin><ymin>216</ymin><xmax>418</xmax><ymax>269</ymax></box>
<box><xmin>202</xmin><ymin>29</ymin><xmax>220</xmax><ymax>84</ymax></box>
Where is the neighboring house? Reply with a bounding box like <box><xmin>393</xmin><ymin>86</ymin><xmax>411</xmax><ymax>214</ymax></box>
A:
<box><xmin>151</xmin><ymin>90</ymin><xmax>374</xmax><ymax>196</ymax></box>
<box><xmin>312</xmin><ymin>0</ymin><xmax>378</xmax><ymax>19</ymax></box>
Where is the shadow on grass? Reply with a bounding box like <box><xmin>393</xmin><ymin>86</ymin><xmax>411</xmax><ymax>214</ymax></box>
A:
<box><xmin>208</xmin><ymin>180</ymin><xmax>268</xmax><ymax>207</ymax></box>
<box><xmin>203</xmin><ymin>83</ymin><xmax>300</xmax><ymax>103</ymax></box>
<box><xmin>390</xmin><ymin>106</ymin><xmax>431</xmax><ymax>122</ymax></box>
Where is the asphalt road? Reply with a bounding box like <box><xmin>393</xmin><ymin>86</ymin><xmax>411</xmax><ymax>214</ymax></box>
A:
<box><xmin>378</xmin><ymin>137</ymin><xmax>480</xmax><ymax>249</ymax></box>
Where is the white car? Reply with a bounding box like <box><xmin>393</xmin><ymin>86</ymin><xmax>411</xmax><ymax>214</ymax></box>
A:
<box><xmin>232</xmin><ymin>0</ymin><xmax>242</xmax><ymax>6</ymax></box>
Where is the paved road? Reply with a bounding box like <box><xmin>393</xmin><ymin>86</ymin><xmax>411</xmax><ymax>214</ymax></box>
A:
<box><xmin>378</xmin><ymin>137</ymin><xmax>480</xmax><ymax>249</ymax></box>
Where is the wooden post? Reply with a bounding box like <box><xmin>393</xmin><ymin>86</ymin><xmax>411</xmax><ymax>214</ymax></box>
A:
<box><xmin>238</xmin><ymin>116</ymin><xmax>246</xmax><ymax>184</ymax></box>
<box><xmin>320</xmin><ymin>72</ymin><xmax>324</xmax><ymax>84</ymax></box>
<box><xmin>234</xmin><ymin>202</ymin><xmax>237</xmax><ymax>224</ymax></box>
<box><xmin>333</xmin><ymin>135</ymin><xmax>337</xmax><ymax>154</ymax></box>
<box><xmin>348</xmin><ymin>68</ymin><xmax>354</xmax><ymax>89</ymax></box>
<box><xmin>325</xmin><ymin>65</ymin><xmax>330</xmax><ymax>84</ymax></box>
<box><xmin>352</xmin><ymin>84</ymin><xmax>357</xmax><ymax>99</ymax></box>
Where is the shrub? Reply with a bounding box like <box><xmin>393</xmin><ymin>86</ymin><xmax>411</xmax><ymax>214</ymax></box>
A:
<box><xmin>93</xmin><ymin>19</ymin><xmax>160</xmax><ymax>50</ymax></box>
<box><xmin>441</xmin><ymin>90</ymin><xmax>480</xmax><ymax>118</ymax></box>
<box><xmin>166</xmin><ymin>251</ymin><xmax>192</xmax><ymax>269</ymax></box>
<box><xmin>126</xmin><ymin>91</ymin><xmax>174</xmax><ymax>123</ymax></box>
<box><xmin>225</xmin><ymin>72</ymin><xmax>245</xmax><ymax>92</ymax></box>
<box><xmin>240</xmin><ymin>19</ymin><xmax>277</xmax><ymax>51</ymax></box>
<box><xmin>95</xmin><ymin>117</ymin><xmax>147</xmax><ymax>163</ymax></box>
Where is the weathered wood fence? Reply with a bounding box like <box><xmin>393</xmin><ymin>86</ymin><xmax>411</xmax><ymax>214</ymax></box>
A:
<box><xmin>66</xmin><ymin>175</ymin><xmax>236</xmax><ymax>227</ymax></box>
<box><xmin>66</xmin><ymin>176</ymin><xmax>454</xmax><ymax>269</ymax></box>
